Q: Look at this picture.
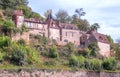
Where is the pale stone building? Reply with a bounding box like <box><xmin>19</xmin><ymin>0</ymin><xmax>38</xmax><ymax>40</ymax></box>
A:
<box><xmin>12</xmin><ymin>10</ymin><xmax>110</xmax><ymax>57</ymax></box>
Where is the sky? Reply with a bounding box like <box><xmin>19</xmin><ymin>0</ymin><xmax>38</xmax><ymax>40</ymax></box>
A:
<box><xmin>28</xmin><ymin>0</ymin><xmax>120</xmax><ymax>42</ymax></box>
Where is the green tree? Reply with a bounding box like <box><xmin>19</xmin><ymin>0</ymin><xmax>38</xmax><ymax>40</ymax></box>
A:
<box><xmin>49</xmin><ymin>45</ymin><xmax>59</xmax><ymax>58</ymax></box>
<box><xmin>71</xmin><ymin>14</ymin><xmax>90</xmax><ymax>31</ymax></box>
<box><xmin>1</xmin><ymin>20</ymin><xmax>15</xmax><ymax>37</ymax></box>
<box><xmin>44</xmin><ymin>9</ymin><xmax>52</xmax><ymax>19</ymax></box>
<box><xmin>55</xmin><ymin>9</ymin><xmax>71</xmax><ymax>23</ymax></box>
<box><xmin>102</xmin><ymin>57</ymin><xmax>117</xmax><ymax>70</ymax></box>
<box><xmin>88</xmin><ymin>43</ymin><xmax>99</xmax><ymax>57</ymax></box>
<box><xmin>90</xmin><ymin>23</ymin><xmax>100</xmax><ymax>31</ymax></box>
<box><xmin>75</xmin><ymin>8</ymin><xmax>86</xmax><ymax>19</ymax></box>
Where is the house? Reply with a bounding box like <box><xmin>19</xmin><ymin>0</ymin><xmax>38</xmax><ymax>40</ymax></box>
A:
<box><xmin>12</xmin><ymin>10</ymin><xmax>110</xmax><ymax>57</ymax></box>
<box><xmin>86</xmin><ymin>30</ymin><xmax>110</xmax><ymax>57</ymax></box>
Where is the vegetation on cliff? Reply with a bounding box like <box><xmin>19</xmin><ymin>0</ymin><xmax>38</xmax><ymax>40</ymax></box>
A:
<box><xmin>0</xmin><ymin>0</ymin><xmax>119</xmax><ymax>72</ymax></box>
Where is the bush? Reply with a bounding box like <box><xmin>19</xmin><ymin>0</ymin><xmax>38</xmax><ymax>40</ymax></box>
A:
<box><xmin>49</xmin><ymin>45</ymin><xmax>59</xmax><ymax>58</ymax></box>
<box><xmin>10</xmin><ymin>44</ymin><xmax>26</xmax><ymax>66</ymax></box>
<box><xmin>27</xmin><ymin>49</ymin><xmax>40</xmax><ymax>64</ymax></box>
<box><xmin>0</xmin><ymin>36</ymin><xmax>11</xmax><ymax>48</ymax></box>
<box><xmin>69</xmin><ymin>55</ymin><xmax>85</xmax><ymax>68</ymax></box>
<box><xmin>11</xmin><ymin>49</ymin><xmax>25</xmax><ymax>66</ymax></box>
<box><xmin>88</xmin><ymin>43</ymin><xmax>99</xmax><ymax>57</ymax></box>
<box><xmin>69</xmin><ymin>54</ymin><xmax>78</xmax><ymax>66</ymax></box>
<box><xmin>84</xmin><ymin>59</ymin><xmax>102</xmax><ymax>70</ymax></box>
<box><xmin>66</xmin><ymin>42</ymin><xmax>75</xmax><ymax>53</ymax></box>
<box><xmin>17</xmin><ymin>39</ymin><xmax>26</xmax><ymax>45</ymax></box>
<box><xmin>0</xmin><ymin>51</ymin><xmax>4</xmax><ymax>62</ymax></box>
<box><xmin>102</xmin><ymin>57</ymin><xmax>117</xmax><ymax>70</ymax></box>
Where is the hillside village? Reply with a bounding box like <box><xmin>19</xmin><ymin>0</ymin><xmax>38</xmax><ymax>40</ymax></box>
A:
<box><xmin>0</xmin><ymin>0</ymin><xmax>120</xmax><ymax>72</ymax></box>
<box><xmin>12</xmin><ymin>10</ymin><xmax>110</xmax><ymax>57</ymax></box>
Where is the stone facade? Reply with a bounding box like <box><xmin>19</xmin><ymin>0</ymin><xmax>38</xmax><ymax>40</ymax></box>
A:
<box><xmin>12</xmin><ymin>10</ymin><xmax>110</xmax><ymax>57</ymax></box>
<box><xmin>0</xmin><ymin>69</ymin><xmax>120</xmax><ymax>77</ymax></box>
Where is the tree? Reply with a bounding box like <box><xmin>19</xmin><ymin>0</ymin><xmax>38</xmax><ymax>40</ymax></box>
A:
<box><xmin>71</xmin><ymin>15</ymin><xmax>90</xmax><ymax>31</ymax></box>
<box><xmin>49</xmin><ymin>45</ymin><xmax>59</xmax><ymax>58</ymax></box>
<box><xmin>1</xmin><ymin>20</ymin><xmax>15</xmax><ymax>37</ymax></box>
<box><xmin>75</xmin><ymin>8</ymin><xmax>86</xmax><ymax>19</ymax></box>
<box><xmin>90</xmin><ymin>23</ymin><xmax>100</xmax><ymax>31</ymax></box>
<box><xmin>0</xmin><ymin>0</ymin><xmax>28</xmax><ymax>9</ymax></box>
<box><xmin>44</xmin><ymin>9</ymin><xmax>52</xmax><ymax>19</ymax></box>
<box><xmin>55</xmin><ymin>9</ymin><xmax>71</xmax><ymax>23</ymax></box>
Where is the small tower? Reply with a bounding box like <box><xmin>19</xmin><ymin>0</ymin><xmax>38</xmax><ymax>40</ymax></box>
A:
<box><xmin>12</xmin><ymin>10</ymin><xmax>24</xmax><ymax>28</ymax></box>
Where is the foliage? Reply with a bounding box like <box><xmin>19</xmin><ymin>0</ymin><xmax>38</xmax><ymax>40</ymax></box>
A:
<box><xmin>90</xmin><ymin>23</ymin><xmax>100</xmax><ymax>31</ymax></box>
<box><xmin>17</xmin><ymin>39</ymin><xmax>26</xmax><ymax>46</ymax></box>
<box><xmin>71</xmin><ymin>15</ymin><xmax>90</xmax><ymax>31</ymax></box>
<box><xmin>1</xmin><ymin>20</ymin><xmax>15</xmax><ymax>36</ymax></box>
<box><xmin>55</xmin><ymin>9</ymin><xmax>71</xmax><ymax>23</ymax></box>
<box><xmin>0</xmin><ymin>51</ymin><xmax>4</xmax><ymax>62</ymax></box>
<box><xmin>20</xmin><ymin>24</ymin><xmax>27</xmax><ymax>34</ymax></box>
<box><xmin>102</xmin><ymin>57</ymin><xmax>117</xmax><ymax>70</ymax></box>
<box><xmin>85</xmin><ymin>59</ymin><xmax>102</xmax><ymax>70</ymax></box>
<box><xmin>44</xmin><ymin>9</ymin><xmax>52</xmax><ymax>19</ymax></box>
<box><xmin>49</xmin><ymin>45</ymin><xmax>59</xmax><ymax>58</ymax></box>
<box><xmin>66</xmin><ymin>42</ymin><xmax>75</xmax><ymax>53</ymax></box>
<box><xmin>88</xmin><ymin>43</ymin><xmax>99</xmax><ymax>57</ymax></box>
<box><xmin>10</xmin><ymin>44</ymin><xmax>26</xmax><ymax>66</ymax></box>
<box><xmin>75</xmin><ymin>8</ymin><xmax>86</xmax><ymax>19</ymax></box>
<box><xmin>69</xmin><ymin>54</ymin><xmax>78</xmax><ymax>66</ymax></box>
<box><xmin>0</xmin><ymin>36</ymin><xmax>11</xmax><ymax>48</ymax></box>
<box><xmin>27</xmin><ymin>49</ymin><xmax>40</xmax><ymax>64</ymax></box>
<box><xmin>69</xmin><ymin>55</ymin><xmax>85</xmax><ymax>68</ymax></box>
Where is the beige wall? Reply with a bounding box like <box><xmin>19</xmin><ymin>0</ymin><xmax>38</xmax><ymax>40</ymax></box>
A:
<box><xmin>98</xmin><ymin>42</ymin><xmax>110</xmax><ymax>57</ymax></box>
<box><xmin>12</xmin><ymin>32</ymin><xmax>29</xmax><ymax>44</ymax></box>
<box><xmin>61</xmin><ymin>29</ymin><xmax>80</xmax><ymax>46</ymax></box>
<box><xmin>17</xmin><ymin>16</ymin><xmax>24</xmax><ymax>28</ymax></box>
<box><xmin>49</xmin><ymin>28</ymin><xmax>60</xmax><ymax>41</ymax></box>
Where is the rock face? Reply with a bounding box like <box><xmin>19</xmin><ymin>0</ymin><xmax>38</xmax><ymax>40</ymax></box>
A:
<box><xmin>0</xmin><ymin>69</ymin><xmax>120</xmax><ymax>77</ymax></box>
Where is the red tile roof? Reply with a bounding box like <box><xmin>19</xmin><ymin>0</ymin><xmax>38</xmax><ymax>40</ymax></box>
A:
<box><xmin>13</xmin><ymin>10</ymin><xmax>23</xmax><ymax>16</ymax></box>
<box><xmin>93</xmin><ymin>32</ymin><xmax>109</xmax><ymax>44</ymax></box>
<box><xmin>60</xmin><ymin>23</ymin><xmax>77</xmax><ymax>30</ymax></box>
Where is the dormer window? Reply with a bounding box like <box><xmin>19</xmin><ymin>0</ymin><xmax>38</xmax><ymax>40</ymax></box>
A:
<box><xmin>99</xmin><ymin>36</ymin><xmax>103</xmax><ymax>41</ymax></box>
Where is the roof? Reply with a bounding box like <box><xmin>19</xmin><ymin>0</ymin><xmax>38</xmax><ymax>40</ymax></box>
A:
<box><xmin>60</xmin><ymin>23</ymin><xmax>77</xmax><ymax>30</ymax></box>
<box><xmin>93</xmin><ymin>32</ymin><xmax>109</xmax><ymax>44</ymax></box>
<box><xmin>13</xmin><ymin>10</ymin><xmax>23</xmax><ymax>16</ymax></box>
<box><xmin>24</xmin><ymin>18</ymin><xmax>42</xmax><ymax>23</ymax></box>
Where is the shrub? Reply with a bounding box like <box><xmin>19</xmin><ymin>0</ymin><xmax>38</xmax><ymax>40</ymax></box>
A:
<box><xmin>102</xmin><ymin>57</ymin><xmax>117</xmax><ymax>70</ymax></box>
<box><xmin>69</xmin><ymin>54</ymin><xmax>78</xmax><ymax>66</ymax></box>
<box><xmin>0</xmin><ymin>51</ymin><xmax>4</xmax><ymax>62</ymax></box>
<box><xmin>69</xmin><ymin>55</ymin><xmax>85</xmax><ymax>68</ymax></box>
<box><xmin>88</xmin><ymin>43</ymin><xmax>99</xmax><ymax>57</ymax></box>
<box><xmin>49</xmin><ymin>45</ymin><xmax>59</xmax><ymax>58</ymax></box>
<box><xmin>66</xmin><ymin>42</ymin><xmax>75</xmax><ymax>53</ymax></box>
<box><xmin>0</xmin><ymin>36</ymin><xmax>11</xmax><ymax>48</ymax></box>
<box><xmin>84</xmin><ymin>59</ymin><xmax>102</xmax><ymax>70</ymax></box>
<box><xmin>11</xmin><ymin>49</ymin><xmax>25</xmax><ymax>66</ymax></box>
<box><xmin>27</xmin><ymin>49</ymin><xmax>40</xmax><ymax>64</ymax></box>
<box><xmin>10</xmin><ymin>44</ymin><xmax>26</xmax><ymax>66</ymax></box>
<box><xmin>17</xmin><ymin>39</ymin><xmax>26</xmax><ymax>45</ymax></box>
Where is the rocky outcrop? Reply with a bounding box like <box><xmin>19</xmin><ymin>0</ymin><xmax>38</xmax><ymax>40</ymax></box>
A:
<box><xmin>0</xmin><ymin>69</ymin><xmax>120</xmax><ymax>77</ymax></box>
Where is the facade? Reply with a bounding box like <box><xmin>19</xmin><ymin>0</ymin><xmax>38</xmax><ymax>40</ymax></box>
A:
<box><xmin>12</xmin><ymin>10</ymin><xmax>110</xmax><ymax>57</ymax></box>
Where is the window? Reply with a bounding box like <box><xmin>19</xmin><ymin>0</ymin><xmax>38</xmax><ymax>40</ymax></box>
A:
<box><xmin>64</xmin><ymin>39</ymin><xmax>68</xmax><ymax>43</ymax></box>
<box><xmin>72</xmin><ymin>32</ymin><xmax>74</xmax><ymax>37</ymax></box>
<box><xmin>66</xmin><ymin>32</ymin><xmax>67</xmax><ymax>36</ymax></box>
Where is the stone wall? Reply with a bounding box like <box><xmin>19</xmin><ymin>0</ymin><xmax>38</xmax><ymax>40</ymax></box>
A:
<box><xmin>98</xmin><ymin>42</ymin><xmax>110</xmax><ymax>57</ymax></box>
<box><xmin>0</xmin><ymin>69</ymin><xmax>120</xmax><ymax>77</ymax></box>
<box><xmin>12</xmin><ymin>32</ymin><xmax>29</xmax><ymax>44</ymax></box>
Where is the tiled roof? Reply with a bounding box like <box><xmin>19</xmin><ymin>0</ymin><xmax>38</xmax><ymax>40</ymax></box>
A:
<box><xmin>93</xmin><ymin>32</ymin><xmax>109</xmax><ymax>44</ymax></box>
<box><xmin>13</xmin><ymin>10</ymin><xmax>23</xmax><ymax>16</ymax></box>
<box><xmin>60</xmin><ymin>23</ymin><xmax>77</xmax><ymax>30</ymax></box>
<box><xmin>24</xmin><ymin>18</ymin><xmax>42</xmax><ymax>23</ymax></box>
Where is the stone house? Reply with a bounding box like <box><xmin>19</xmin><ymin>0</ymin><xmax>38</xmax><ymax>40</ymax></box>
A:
<box><xmin>85</xmin><ymin>30</ymin><xmax>110</xmax><ymax>57</ymax></box>
<box><xmin>12</xmin><ymin>10</ymin><xmax>110</xmax><ymax>57</ymax></box>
